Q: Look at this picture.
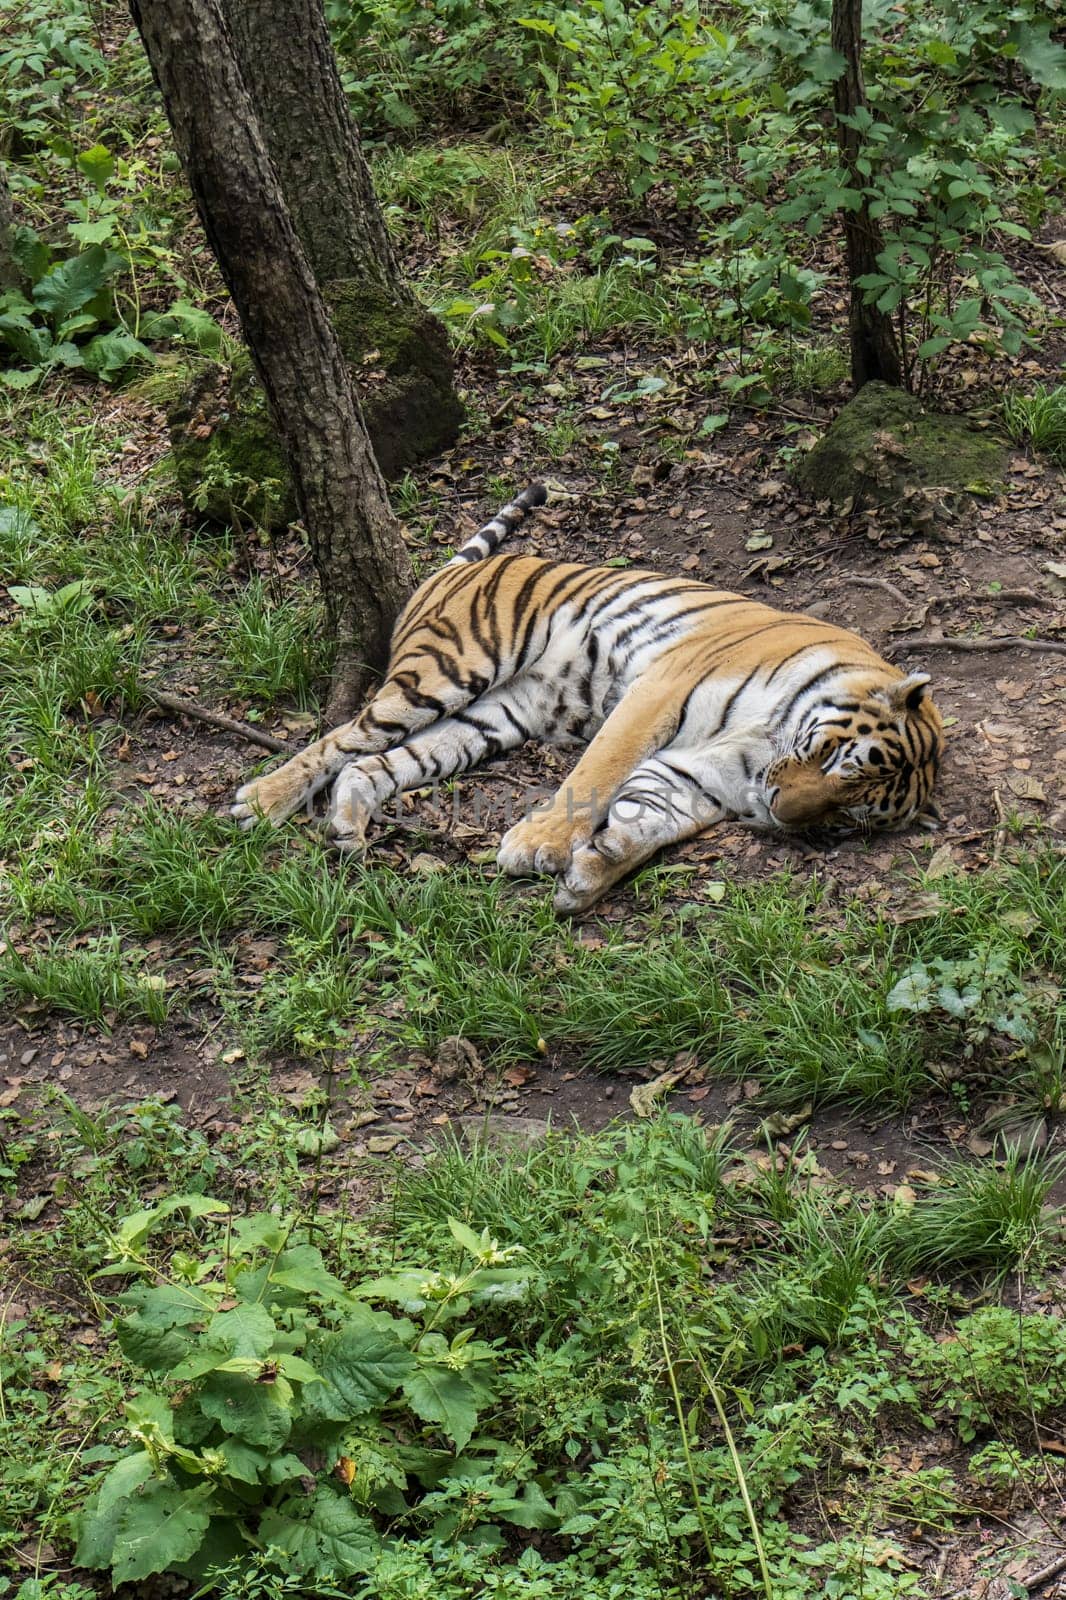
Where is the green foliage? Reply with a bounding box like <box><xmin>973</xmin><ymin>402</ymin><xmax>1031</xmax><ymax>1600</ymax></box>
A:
<box><xmin>918</xmin><ymin>1306</ymin><xmax>1066</xmax><ymax>1442</ymax></box>
<box><xmin>0</xmin><ymin>228</ymin><xmax>223</xmax><ymax>386</ymax></box>
<box><xmin>41</xmin><ymin>1116</ymin><xmax>1062</xmax><ymax>1596</ymax></box>
<box><xmin>0</xmin><ymin>0</ymin><xmax>106</xmax><ymax>147</ymax></box>
<box><xmin>76</xmin><ymin>1205</ymin><xmax>534</xmax><ymax>1584</ymax></box>
<box><xmin>337</xmin><ymin>0</ymin><xmax>1061</xmax><ymax>386</ymax></box>
<box><xmin>892</xmin><ymin>1149</ymin><xmax>1063</xmax><ymax>1278</ymax></box>
<box><xmin>886</xmin><ymin>947</ymin><xmax>1053</xmax><ymax>1049</ymax></box>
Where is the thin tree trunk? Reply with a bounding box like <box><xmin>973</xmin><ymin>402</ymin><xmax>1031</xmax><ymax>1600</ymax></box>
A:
<box><xmin>130</xmin><ymin>0</ymin><xmax>413</xmax><ymax>719</ymax></box>
<box><xmin>0</xmin><ymin>165</ymin><xmax>23</xmax><ymax>292</ymax></box>
<box><xmin>221</xmin><ymin>0</ymin><xmax>406</xmax><ymax>295</ymax></box>
<box><xmin>831</xmin><ymin>0</ymin><xmax>902</xmax><ymax>390</ymax></box>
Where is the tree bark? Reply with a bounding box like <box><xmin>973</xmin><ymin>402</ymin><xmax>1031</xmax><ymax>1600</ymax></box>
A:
<box><xmin>221</xmin><ymin>0</ymin><xmax>406</xmax><ymax>295</ymax></box>
<box><xmin>129</xmin><ymin>0</ymin><xmax>413</xmax><ymax>719</ymax></box>
<box><xmin>831</xmin><ymin>0</ymin><xmax>902</xmax><ymax>390</ymax></box>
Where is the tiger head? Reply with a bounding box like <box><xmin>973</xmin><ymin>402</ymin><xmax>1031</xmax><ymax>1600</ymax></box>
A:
<box><xmin>764</xmin><ymin>672</ymin><xmax>943</xmax><ymax>833</ymax></box>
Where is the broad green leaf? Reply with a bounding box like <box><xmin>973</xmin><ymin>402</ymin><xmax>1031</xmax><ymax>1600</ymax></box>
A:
<box><xmin>47</xmin><ymin>339</ymin><xmax>87</xmax><ymax>369</ymax></box>
<box><xmin>208</xmin><ymin>1301</ymin><xmax>276</xmax><ymax>1360</ymax></box>
<box><xmin>269</xmin><ymin>1242</ymin><xmax>353</xmax><ymax>1304</ymax></box>
<box><xmin>229</xmin><ymin>1211</ymin><xmax>290</xmax><ymax>1258</ymax></box>
<box><xmin>0</xmin><ymin>505</ymin><xmax>40</xmax><ymax>541</ymax></box>
<box><xmin>0</xmin><ymin>310</ymin><xmax>51</xmax><ymax>365</ymax></box>
<box><xmin>110</xmin><ymin>1480</ymin><xmax>214</xmax><ymax>1583</ymax></box>
<box><xmin>12</xmin><ymin>225</ymin><xmax>51</xmax><ymax>281</ymax></box>
<box><xmin>80</xmin><ymin>329</ymin><xmax>153</xmax><ymax>380</ymax></box>
<box><xmin>67</xmin><ymin>217</ymin><xmax>115</xmax><ymax>246</ymax></box>
<box><xmin>403</xmin><ymin>1366</ymin><xmax>480</xmax><ymax>1452</ymax></box>
<box><xmin>216</xmin><ymin>1437</ymin><xmax>308</xmax><ymax>1485</ymax></box>
<box><xmin>74</xmin><ymin>1451</ymin><xmax>154</xmax><ymax>1569</ymax></box>
<box><xmin>199</xmin><ymin>1372</ymin><xmax>293</xmax><ymax>1449</ymax></box>
<box><xmin>886</xmin><ymin>968</ymin><xmax>932</xmax><ymax>1013</ymax></box>
<box><xmin>275</xmin><ymin>1352</ymin><xmax>325</xmax><ymax>1385</ymax></box>
<box><xmin>215</xmin><ymin>1438</ymin><xmax>271</xmax><ymax>1484</ymax></box>
<box><xmin>140</xmin><ymin>299</ymin><xmax>224</xmax><ymax>356</ymax></box>
<box><xmin>119</xmin><ymin>1281</ymin><xmax>213</xmax><ymax>1329</ymax></box>
<box><xmin>125</xmin><ymin>1390</ymin><xmax>177</xmax><ymax>1447</ymax></box>
<box><xmin>32</xmin><ymin>245</ymin><xmax>121</xmax><ymax>319</ymax></box>
<box><xmin>315</xmin><ymin>1328</ymin><xmax>415</xmax><ymax>1415</ymax></box>
<box><xmin>1014</xmin><ymin>22</ymin><xmax>1066</xmax><ymax>88</ymax></box>
<box><xmin>115</xmin><ymin>1194</ymin><xmax>229</xmax><ymax>1253</ymax></box>
<box><xmin>447</xmin><ymin>1217</ymin><xmax>486</xmax><ymax>1257</ymax></box>
<box><xmin>77</xmin><ymin>143</ymin><xmax>114</xmax><ymax>190</ymax></box>
<box><xmin>117</xmin><ymin>1314</ymin><xmax>193</xmax><ymax>1374</ymax></box>
<box><xmin>494</xmin><ymin>1479</ymin><xmax>560</xmax><ymax>1530</ymax></box>
<box><xmin>8</xmin><ymin>585</ymin><xmax>51</xmax><ymax>612</ymax></box>
<box><xmin>258</xmin><ymin>1486</ymin><xmax>378</xmax><ymax>1578</ymax></box>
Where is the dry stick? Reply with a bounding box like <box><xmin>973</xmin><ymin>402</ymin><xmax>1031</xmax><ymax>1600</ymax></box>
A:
<box><xmin>945</xmin><ymin>1547</ymin><xmax>1066</xmax><ymax>1600</ymax></box>
<box><xmin>834</xmin><ymin>573</ymin><xmax>912</xmax><ymax>608</ymax></box>
<box><xmin>1020</xmin><ymin>1548</ymin><xmax>1066</xmax><ymax>1596</ymax></box>
<box><xmin>892</xmin><ymin>635</ymin><xmax>1066</xmax><ymax>657</ymax></box>
<box><xmin>989</xmin><ymin>589</ymin><xmax>1053</xmax><ymax>607</ymax></box>
<box><xmin>142</xmin><ymin>687</ymin><xmax>295</xmax><ymax>754</ymax></box>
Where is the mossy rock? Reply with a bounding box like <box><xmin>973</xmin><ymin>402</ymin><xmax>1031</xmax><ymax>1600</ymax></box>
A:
<box><xmin>792</xmin><ymin>381</ymin><xmax>1007</xmax><ymax>524</ymax></box>
<box><xmin>169</xmin><ymin>279</ymin><xmax>464</xmax><ymax>529</ymax></box>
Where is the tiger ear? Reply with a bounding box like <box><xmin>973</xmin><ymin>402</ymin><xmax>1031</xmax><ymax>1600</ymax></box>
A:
<box><xmin>883</xmin><ymin>673</ymin><xmax>931</xmax><ymax>714</ymax></box>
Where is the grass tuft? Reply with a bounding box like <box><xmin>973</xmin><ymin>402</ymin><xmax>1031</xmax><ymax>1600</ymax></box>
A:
<box><xmin>1002</xmin><ymin>383</ymin><xmax>1066</xmax><ymax>466</ymax></box>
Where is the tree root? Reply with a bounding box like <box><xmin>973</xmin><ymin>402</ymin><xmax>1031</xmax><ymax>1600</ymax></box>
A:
<box><xmin>892</xmin><ymin>634</ymin><xmax>1066</xmax><ymax>656</ymax></box>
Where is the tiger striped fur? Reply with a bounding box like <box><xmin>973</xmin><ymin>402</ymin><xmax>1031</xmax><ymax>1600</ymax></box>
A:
<box><xmin>232</xmin><ymin>484</ymin><xmax>943</xmax><ymax>912</ymax></box>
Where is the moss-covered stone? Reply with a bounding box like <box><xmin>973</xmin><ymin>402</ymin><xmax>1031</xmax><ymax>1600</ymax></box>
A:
<box><xmin>792</xmin><ymin>381</ymin><xmax>1007</xmax><ymax>523</ymax></box>
<box><xmin>168</xmin><ymin>278</ymin><xmax>464</xmax><ymax>529</ymax></box>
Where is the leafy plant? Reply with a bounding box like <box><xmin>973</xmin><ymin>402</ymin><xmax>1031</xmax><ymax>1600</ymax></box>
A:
<box><xmin>7</xmin><ymin>578</ymin><xmax>94</xmax><ymax>622</ymax></box>
<box><xmin>919</xmin><ymin>1306</ymin><xmax>1066</xmax><ymax>1442</ymax></box>
<box><xmin>886</xmin><ymin>948</ymin><xmax>1052</xmax><ymax>1050</ymax></box>
<box><xmin>76</xmin><ymin>1205</ymin><xmax>537</xmax><ymax>1584</ymax></box>
<box><xmin>0</xmin><ymin>240</ymin><xmax>151</xmax><ymax>386</ymax></box>
<box><xmin>1002</xmin><ymin>382</ymin><xmax>1066</xmax><ymax>467</ymax></box>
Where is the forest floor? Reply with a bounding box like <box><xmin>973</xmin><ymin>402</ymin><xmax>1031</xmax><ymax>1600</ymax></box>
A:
<box><xmin>3</xmin><ymin>335</ymin><xmax>1066</xmax><ymax>1596</ymax></box>
<box><xmin>3</xmin><ymin>15</ymin><xmax>1066</xmax><ymax>1589</ymax></box>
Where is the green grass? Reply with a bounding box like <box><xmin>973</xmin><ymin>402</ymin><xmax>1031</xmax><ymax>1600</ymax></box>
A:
<box><xmin>0</xmin><ymin>935</ymin><xmax>171</xmax><ymax>1026</ymax></box>
<box><xmin>5</xmin><ymin>772</ymin><xmax>1063</xmax><ymax>1106</ymax></box>
<box><xmin>216</xmin><ymin>576</ymin><xmax>332</xmax><ymax>707</ymax></box>
<box><xmin>1002</xmin><ymin>382</ymin><xmax>1066</xmax><ymax>467</ymax></box>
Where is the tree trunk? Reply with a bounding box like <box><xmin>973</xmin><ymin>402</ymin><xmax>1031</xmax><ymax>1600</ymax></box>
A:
<box><xmin>831</xmin><ymin>0</ymin><xmax>902</xmax><ymax>391</ymax></box>
<box><xmin>221</xmin><ymin>0</ymin><xmax>405</xmax><ymax>295</ymax></box>
<box><xmin>192</xmin><ymin>0</ymin><xmax>463</xmax><ymax>492</ymax></box>
<box><xmin>129</xmin><ymin>0</ymin><xmax>413</xmax><ymax>719</ymax></box>
<box><xmin>0</xmin><ymin>165</ymin><xmax>23</xmax><ymax>292</ymax></box>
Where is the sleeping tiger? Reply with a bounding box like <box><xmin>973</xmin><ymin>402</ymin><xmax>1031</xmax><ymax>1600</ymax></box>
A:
<box><xmin>232</xmin><ymin>484</ymin><xmax>943</xmax><ymax>912</ymax></box>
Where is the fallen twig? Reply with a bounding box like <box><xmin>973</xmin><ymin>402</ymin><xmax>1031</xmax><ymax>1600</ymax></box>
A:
<box><xmin>834</xmin><ymin>573</ymin><xmax>911</xmax><ymax>609</ymax></box>
<box><xmin>987</xmin><ymin>589</ymin><xmax>1053</xmax><ymax>607</ymax></box>
<box><xmin>1020</xmin><ymin>1548</ymin><xmax>1066</xmax><ymax>1595</ymax></box>
<box><xmin>142</xmin><ymin>687</ymin><xmax>295</xmax><ymax>754</ymax></box>
<box><xmin>945</xmin><ymin>1546</ymin><xmax>1066</xmax><ymax>1600</ymax></box>
<box><xmin>892</xmin><ymin>634</ymin><xmax>1066</xmax><ymax>657</ymax></box>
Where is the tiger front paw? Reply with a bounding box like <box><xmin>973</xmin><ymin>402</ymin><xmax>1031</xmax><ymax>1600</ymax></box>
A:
<box><xmin>497</xmin><ymin>815</ymin><xmax>578</xmax><ymax>878</ymax></box>
<box><xmin>231</xmin><ymin>765</ymin><xmax>309</xmax><ymax>829</ymax></box>
<box><xmin>551</xmin><ymin>833</ymin><xmax>627</xmax><ymax>914</ymax></box>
